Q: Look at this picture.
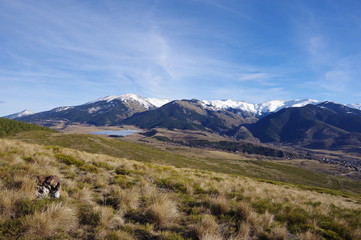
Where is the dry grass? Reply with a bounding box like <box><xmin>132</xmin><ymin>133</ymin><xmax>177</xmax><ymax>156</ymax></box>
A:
<box><xmin>72</xmin><ymin>187</ymin><xmax>94</xmax><ymax>204</ymax></box>
<box><xmin>0</xmin><ymin>138</ymin><xmax>360</xmax><ymax>240</ymax></box>
<box><xmin>111</xmin><ymin>186</ymin><xmax>140</xmax><ymax>211</ymax></box>
<box><xmin>146</xmin><ymin>194</ymin><xmax>180</xmax><ymax>228</ymax></box>
<box><xmin>24</xmin><ymin>203</ymin><xmax>77</xmax><ymax>238</ymax></box>
<box><xmin>197</xmin><ymin>214</ymin><xmax>222</xmax><ymax>240</ymax></box>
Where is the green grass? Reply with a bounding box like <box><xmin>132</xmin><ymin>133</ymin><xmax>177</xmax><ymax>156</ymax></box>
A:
<box><xmin>8</xmin><ymin>131</ymin><xmax>361</xmax><ymax>196</ymax></box>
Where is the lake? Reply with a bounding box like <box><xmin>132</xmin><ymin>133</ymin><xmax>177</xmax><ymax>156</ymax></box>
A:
<box><xmin>90</xmin><ymin>130</ymin><xmax>139</xmax><ymax>136</ymax></box>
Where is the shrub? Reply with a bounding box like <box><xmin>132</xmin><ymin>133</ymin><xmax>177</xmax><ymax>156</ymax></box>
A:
<box><xmin>155</xmin><ymin>178</ymin><xmax>188</xmax><ymax>193</ymax></box>
<box><xmin>55</xmin><ymin>153</ymin><xmax>85</xmax><ymax>167</ymax></box>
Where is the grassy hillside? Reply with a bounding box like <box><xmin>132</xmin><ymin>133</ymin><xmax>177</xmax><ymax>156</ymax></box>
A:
<box><xmin>8</xmin><ymin>131</ymin><xmax>361</xmax><ymax>195</ymax></box>
<box><xmin>0</xmin><ymin>139</ymin><xmax>360</xmax><ymax>240</ymax></box>
<box><xmin>0</xmin><ymin>118</ymin><xmax>55</xmax><ymax>137</ymax></box>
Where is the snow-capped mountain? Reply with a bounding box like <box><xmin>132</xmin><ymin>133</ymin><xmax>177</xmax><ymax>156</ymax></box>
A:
<box><xmin>89</xmin><ymin>94</ymin><xmax>170</xmax><ymax>109</ymax></box>
<box><xmin>14</xmin><ymin>94</ymin><xmax>171</xmax><ymax>126</ymax></box>
<box><xmin>3</xmin><ymin>110</ymin><xmax>34</xmax><ymax>119</ymax></box>
<box><xmin>11</xmin><ymin>93</ymin><xmax>361</xmax><ymax>128</ymax></box>
<box><xmin>202</xmin><ymin>99</ymin><xmax>320</xmax><ymax>116</ymax></box>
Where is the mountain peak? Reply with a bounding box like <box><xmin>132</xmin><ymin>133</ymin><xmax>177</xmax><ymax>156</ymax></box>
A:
<box><xmin>3</xmin><ymin>110</ymin><xmax>34</xmax><ymax>119</ymax></box>
<box><xmin>90</xmin><ymin>93</ymin><xmax>170</xmax><ymax>109</ymax></box>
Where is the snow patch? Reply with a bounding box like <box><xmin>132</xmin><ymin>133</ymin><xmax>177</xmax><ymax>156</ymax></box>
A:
<box><xmin>146</xmin><ymin>98</ymin><xmax>171</xmax><ymax>108</ymax></box>
<box><xmin>54</xmin><ymin>106</ymin><xmax>73</xmax><ymax>112</ymax></box>
<box><xmin>347</xmin><ymin>103</ymin><xmax>361</xmax><ymax>110</ymax></box>
<box><xmin>202</xmin><ymin>99</ymin><xmax>319</xmax><ymax>115</ymax></box>
<box><xmin>88</xmin><ymin>107</ymin><xmax>102</xmax><ymax>114</ymax></box>
<box><xmin>3</xmin><ymin>110</ymin><xmax>34</xmax><ymax>119</ymax></box>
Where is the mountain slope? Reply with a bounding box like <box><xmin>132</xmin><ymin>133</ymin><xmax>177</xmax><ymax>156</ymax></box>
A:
<box><xmin>245</xmin><ymin>104</ymin><xmax>361</xmax><ymax>149</ymax></box>
<box><xmin>121</xmin><ymin>99</ymin><xmax>256</xmax><ymax>133</ymax></box>
<box><xmin>318</xmin><ymin>101</ymin><xmax>361</xmax><ymax>116</ymax></box>
<box><xmin>16</xmin><ymin>94</ymin><xmax>164</xmax><ymax>126</ymax></box>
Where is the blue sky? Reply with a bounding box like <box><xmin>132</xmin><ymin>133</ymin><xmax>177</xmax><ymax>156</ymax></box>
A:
<box><xmin>1</xmin><ymin>0</ymin><xmax>361</xmax><ymax>115</ymax></box>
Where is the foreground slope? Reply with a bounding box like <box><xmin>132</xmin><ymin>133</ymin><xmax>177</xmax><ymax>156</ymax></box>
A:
<box><xmin>0</xmin><ymin>139</ymin><xmax>360</xmax><ymax>240</ymax></box>
<box><xmin>8</xmin><ymin>131</ymin><xmax>361</xmax><ymax>193</ymax></box>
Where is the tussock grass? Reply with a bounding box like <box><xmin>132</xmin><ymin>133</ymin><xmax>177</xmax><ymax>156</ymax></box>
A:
<box><xmin>0</xmin><ymin>138</ymin><xmax>360</xmax><ymax>239</ymax></box>
<box><xmin>24</xmin><ymin>203</ymin><xmax>78</xmax><ymax>238</ymax></box>
<box><xmin>146</xmin><ymin>194</ymin><xmax>180</xmax><ymax>228</ymax></box>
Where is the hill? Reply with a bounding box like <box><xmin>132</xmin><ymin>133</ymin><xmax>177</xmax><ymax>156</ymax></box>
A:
<box><xmin>0</xmin><ymin>138</ymin><xmax>360</xmax><ymax>240</ymax></box>
<box><xmin>0</xmin><ymin>118</ymin><xmax>55</xmax><ymax>137</ymax></box>
<box><xmin>121</xmin><ymin>99</ymin><xmax>256</xmax><ymax>134</ymax></box>
<box><xmin>245</xmin><ymin>104</ymin><xmax>361</xmax><ymax>150</ymax></box>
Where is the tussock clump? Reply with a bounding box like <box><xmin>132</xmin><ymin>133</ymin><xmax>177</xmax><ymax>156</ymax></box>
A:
<box><xmin>24</xmin><ymin>203</ymin><xmax>77</xmax><ymax>238</ymax></box>
<box><xmin>236</xmin><ymin>201</ymin><xmax>252</xmax><ymax>220</ymax></box>
<box><xmin>196</xmin><ymin>214</ymin><xmax>222</xmax><ymax>240</ymax></box>
<box><xmin>269</xmin><ymin>225</ymin><xmax>288</xmax><ymax>240</ymax></box>
<box><xmin>0</xmin><ymin>189</ymin><xmax>21</xmax><ymax>219</ymax></box>
<box><xmin>111</xmin><ymin>186</ymin><xmax>140</xmax><ymax>211</ymax></box>
<box><xmin>146</xmin><ymin>194</ymin><xmax>180</xmax><ymax>228</ymax></box>
<box><xmin>93</xmin><ymin>206</ymin><xmax>124</xmax><ymax>239</ymax></box>
<box><xmin>203</xmin><ymin>195</ymin><xmax>230</xmax><ymax>216</ymax></box>
<box><xmin>236</xmin><ymin>222</ymin><xmax>252</xmax><ymax>240</ymax></box>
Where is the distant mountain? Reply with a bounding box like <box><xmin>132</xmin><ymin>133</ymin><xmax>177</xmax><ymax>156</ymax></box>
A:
<box><xmin>245</xmin><ymin>103</ymin><xmax>361</xmax><ymax>150</ymax></box>
<box><xmin>121</xmin><ymin>99</ymin><xmax>257</xmax><ymax>133</ymax></box>
<box><xmin>4</xmin><ymin>110</ymin><xmax>33</xmax><ymax>119</ymax></box>
<box><xmin>202</xmin><ymin>99</ymin><xmax>320</xmax><ymax>117</ymax></box>
<box><xmin>16</xmin><ymin>94</ymin><xmax>169</xmax><ymax>126</ymax></box>
<box><xmin>318</xmin><ymin>101</ymin><xmax>361</xmax><ymax>116</ymax></box>
<box><xmin>10</xmin><ymin>94</ymin><xmax>361</xmax><ymax>152</ymax></box>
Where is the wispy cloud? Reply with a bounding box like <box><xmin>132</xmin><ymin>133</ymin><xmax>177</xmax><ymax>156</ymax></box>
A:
<box><xmin>1</xmin><ymin>0</ymin><xmax>360</xmax><ymax>115</ymax></box>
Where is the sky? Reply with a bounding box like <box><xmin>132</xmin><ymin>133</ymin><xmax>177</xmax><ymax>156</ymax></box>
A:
<box><xmin>1</xmin><ymin>0</ymin><xmax>361</xmax><ymax>116</ymax></box>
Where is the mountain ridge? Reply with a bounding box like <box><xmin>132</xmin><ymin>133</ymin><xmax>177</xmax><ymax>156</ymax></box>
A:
<box><xmin>5</xmin><ymin>93</ymin><xmax>360</xmax><ymax>119</ymax></box>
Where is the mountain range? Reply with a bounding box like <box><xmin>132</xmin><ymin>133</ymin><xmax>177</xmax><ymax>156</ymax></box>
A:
<box><xmin>4</xmin><ymin>93</ymin><xmax>361</xmax><ymax>152</ymax></box>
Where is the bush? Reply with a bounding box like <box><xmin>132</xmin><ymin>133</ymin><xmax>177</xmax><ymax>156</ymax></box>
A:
<box><xmin>55</xmin><ymin>153</ymin><xmax>85</xmax><ymax>167</ymax></box>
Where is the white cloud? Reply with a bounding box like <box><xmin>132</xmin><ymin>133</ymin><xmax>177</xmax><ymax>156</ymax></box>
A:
<box><xmin>237</xmin><ymin>73</ymin><xmax>272</xmax><ymax>82</ymax></box>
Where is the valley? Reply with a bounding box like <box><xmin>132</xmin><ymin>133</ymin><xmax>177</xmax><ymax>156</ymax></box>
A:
<box><xmin>52</xmin><ymin>122</ymin><xmax>361</xmax><ymax>182</ymax></box>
